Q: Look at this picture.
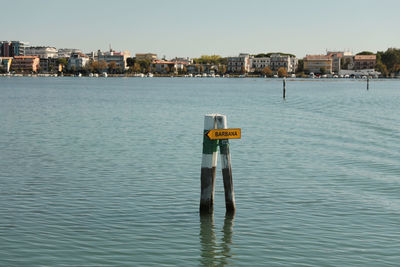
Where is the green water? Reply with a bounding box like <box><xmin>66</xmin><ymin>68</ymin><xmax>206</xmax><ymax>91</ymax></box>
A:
<box><xmin>0</xmin><ymin>77</ymin><xmax>399</xmax><ymax>266</ymax></box>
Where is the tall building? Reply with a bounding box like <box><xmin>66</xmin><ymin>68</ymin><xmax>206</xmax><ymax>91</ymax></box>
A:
<box><xmin>0</xmin><ymin>41</ymin><xmax>27</xmax><ymax>57</ymax></box>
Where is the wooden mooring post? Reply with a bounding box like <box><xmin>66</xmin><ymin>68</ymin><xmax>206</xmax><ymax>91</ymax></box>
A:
<box><xmin>200</xmin><ymin>115</ymin><xmax>219</xmax><ymax>214</ymax></box>
<box><xmin>367</xmin><ymin>76</ymin><xmax>370</xmax><ymax>90</ymax></box>
<box><xmin>283</xmin><ymin>77</ymin><xmax>286</xmax><ymax>99</ymax></box>
<box><xmin>200</xmin><ymin>114</ymin><xmax>240</xmax><ymax>214</ymax></box>
<box><xmin>216</xmin><ymin>115</ymin><xmax>236</xmax><ymax>213</ymax></box>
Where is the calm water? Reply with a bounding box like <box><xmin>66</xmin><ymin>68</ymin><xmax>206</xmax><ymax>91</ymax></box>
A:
<box><xmin>0</xmin><ymin>77</ymin><xmax>400</xmax><ymax>266</ymax></box>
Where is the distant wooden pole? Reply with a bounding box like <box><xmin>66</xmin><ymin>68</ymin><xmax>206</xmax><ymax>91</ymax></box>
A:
<box><xmin>367</xmin><ymin>76</ymin><xmax>370</xmax><ymax>90</ymax></box>
<box><xmin>200</xmin><ymin>114</ymin><xmax>219</xmax><ymax>214</ymax></box>
<box><xmin>216</xmin><ymin>115</ymin><xmax>236</xmax><ymax>213</ymax></box>
<box><xmin>283</xmin><ymin>77</ymin><xmax>286</xmax><ymax>99</ymax></box>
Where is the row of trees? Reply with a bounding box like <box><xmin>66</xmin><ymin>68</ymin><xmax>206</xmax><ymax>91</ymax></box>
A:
<box><xmin>375</xmin><ymin>48</ymin><xmax>400</xmax><ymax>77</ymax></box>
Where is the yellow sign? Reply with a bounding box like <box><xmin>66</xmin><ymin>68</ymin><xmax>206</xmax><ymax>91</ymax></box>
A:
<box><xmin>206</xmin><ymin>129</ymin><xmax>241</xmax><ymax>140</ymax></box>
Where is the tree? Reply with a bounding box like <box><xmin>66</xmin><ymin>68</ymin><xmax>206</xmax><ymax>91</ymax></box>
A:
<box><xmin>164</xmin><ymin>65</ymin><xmax>170</xmax><ymax>73</ymax></box>
<box><xmin>320</xmin><ymin>67</ymin><xmax>326</xmax><ymax>75</ymax></box>
<box><xmin>296</xmin><ymin>59</ymin><xmax>304</xmax><ymax>73</ymax></box>
<box><xmin>262</xmin><ymin>66</ymin><xmax>273</xmax><ymax>77</ymax></box>
<box><xmin>218</xmin><ymin>65</ymin><xmax>226</xmax><ymax>75</ymax></box>
<box><xmin>357</xmin><ymin>51</ymin><xmax>374</xmax><ymax>55</ymax></box>
<box><xmin>277</xmin><ymin>67</ymin><xmax>287</xmax><ymax>77</ymax></box>
<box><xmin>57</xmin><ymin>58</ymin><xmax>68</xmax><ymax>71</ymax></box>
<box><xmin>108</xmin><ymin>61</ymin><xmax>117</xmax><ymax>74</ymax></box>
<box><xmin>130</xmin><ymin>63</ymin><xmax>141</xmax><ymax>73</ymax></box>
<box><xmin>126</xmin><ymin>57</ymin><xmax>135</xmax><ymax>67</ymax></box>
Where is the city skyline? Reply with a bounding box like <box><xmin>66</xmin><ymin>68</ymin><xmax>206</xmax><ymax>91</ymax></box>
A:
<box><xmin>3</xmin><ymin>0</ymin><xmax>400</xmax><ymax>58</ymax></box>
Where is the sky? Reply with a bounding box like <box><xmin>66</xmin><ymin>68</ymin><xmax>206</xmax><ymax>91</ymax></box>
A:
<box><xmin>2</xmin><ymin>0</ymin><xmax>400</xmax><ymax>58</ymax></box>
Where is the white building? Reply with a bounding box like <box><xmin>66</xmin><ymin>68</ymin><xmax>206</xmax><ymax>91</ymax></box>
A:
<box><xmin>58</xmin><ymin>48</ymin><xmax>82</xmax><ymax>58</ymax></box>
<box><xmin>227</xmin><ymin>53</ymin><xmax>251</xmax><ymax>73</ymax></box>
<box><xmin>250</xmin><ymin>57</ymin><xmax>271</xmax><ymax>72</ymax></box>
<box><xmin>67</xmin><ymin>53</ymin><xmax>89</xmax><ymax>71</ymax></box>
<box><xmin>270</xmin><ymin>54</ymin><xmax>297</xmax><ymax>73</ymax></box>
<box><xmin>96</xmin><ymin>50</ymin><xmax>131</xmax><ymax>70</ymax></box>
<box><xmin>25</xmin><ymin>46</ymin><xmax>58</xmax><ymax>58</ymax></box>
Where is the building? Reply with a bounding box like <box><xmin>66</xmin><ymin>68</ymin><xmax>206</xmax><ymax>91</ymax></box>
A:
<box><xmin>0</xmin><ymin>57</ymin><xmax>13</xmax><ymax>72</ymax></box>
<box><xmin>25</xmin><ymin>46</ymin><xmax>58</xmax><ymax>58</ymax></box>
<box><xmin>151</xmin><ymin>60</ymin><xmax>188</xmax><ymax>74</ymax></box>
<box><xmin>135</xmin><ymin>53</ymin><xmax>157</xmax><ymax>61</ymax></box>
<box><xmin>11</xmin><ymin>56</ymin><xmax>40</xmax><ymax>72</ymax></box>
<box><xmin>39</xmin><ymin>58</ymin><xmax>62</xmax><ymax>73</ymax></box>
<box><xmin>354</xmin><ymin>55</ymin><xmax>376</xmax><ymax>70</ymax></box>
<box><xmin>303</xmin><ymin>55</ymin><xmax>333</xmax><ymax>74</ymax></box>
<box><xmin>270</xmin><ymin>54</ymin><xmax>297</xmax><ymax>73</ymax></box>
<box><xmin>227</xmin><ymin>53</ymin><xmax>251</xmax><ymax>73</ymax></box>
<box><xmin>96</xmin><ymin>50</ymin><xmax>131</xmax><ymax>70</ymax></box>
<box><xmin>0</xmin><ymin>41</ymin><xmax>27</xmax><ymax>57</ymax></box>
<box><xmin>58</xmin><ymin>48</ymin><xmax>82</xmax><ymax>58</ymax></box>
<box><xmin>250</xmin><ymin>57</ymin><xmax>271</xmax><ymax>72</ymax></box>
<box><xmin>67</xmin><ymin>53</ymin><xmax>90</xmax><ymax>71</ymax></box>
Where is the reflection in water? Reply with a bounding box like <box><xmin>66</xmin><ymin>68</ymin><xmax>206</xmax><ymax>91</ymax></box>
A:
<box><xmin>199</xmin><ymin>212</ymin><xmax>235</xmax><ymax>266</ymax></box>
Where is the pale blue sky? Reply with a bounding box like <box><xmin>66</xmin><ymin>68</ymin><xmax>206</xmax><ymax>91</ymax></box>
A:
<box><xmin>2</xmin><ymin>0</ymin><xmax>399</xmax><ymax>58</ymax></box>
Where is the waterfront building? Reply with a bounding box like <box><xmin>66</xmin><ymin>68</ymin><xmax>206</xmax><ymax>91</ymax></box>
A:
<box><xmin>11</xmin><ymin>56</ymin><xmax>40</xmax><ymax>72</ymax></box>
<box><xmin>0</xmin><ymin>41</ymin><xmax>27</xmax><ymax>57</ymax></box>
<box><xmin>270</xmin><ymin>54</ymin><xmax>297</xmax><ymax>73</ymax></box>
<box><xmin>67</xmin><ymin>53</ymin><xmax>90</xmax><ymax>71</ymax></box>
<box><xmin>227</xmin><ymin>53</ymin><xmax>251</xmax><ymax>73</ymax></box>
<box><xmin>0</xmin><ymin>57</ymin><xmax>13</xmax><ymax>72</ymax></box>
<box><xmin>58</xmin><ymin>48</ymin><xmax>82</xmax><ymax>58</ymax></box>
<box><xmin>151</xmin><ymin>60</ymin><xmax>188</xmax><ymax>74</ymax></box>
<box><xmin>25</xmin><ymin>46</ymin><xmax>58</xmax><ymax>58</ymax></box>
<box><xmin>250</xmin><ymin>57</ymin><xmax>271</xmax><ymax>72</ymax></box>
<box><xmin>96</xmin><ymin>50</ymin><xmax>131</xmax><ymax>70</ymax></box>
<box><xmin>171</xmin><ymin>57</ymin><xmax>192</xmax><ymax>64</ymax></box>
<box><xmin>353</xmin><ymin>55</ymin><xmax>376</xmax><ymax>70</ymax></box>
<box><xmin>135</xmin><ymin>53</ymin><xmax>157</xmax><ymax>62</ymax></box>
<box><xmin>39</xmin><ymin>58</ymin><xmax>62</xmax><ymax>73</ymax></box>
<box><xmin>303</xmin><ymin>55</ymin><xmax>333</xmax><ymax>74</ymax></box>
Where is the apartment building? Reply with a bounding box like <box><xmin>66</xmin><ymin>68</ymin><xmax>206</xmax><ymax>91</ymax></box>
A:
<box><xmin>227</xmin><ymin>53</ymin><xmax>251</xmax><ymax>73</ymax></box>
<box><xmin>251</xmin><ymin>57</ymin><xmax>271</xmax><ymax>72</ymax></box>
<box><xmin>96</xmin><ymin>50</ymin><xmax>131</xmax><ymax>70</ymax></box>
<box><xmin>11</xmin><ymin>56</ymin><xmax>40</xmax><ymax>72</ymax></box>
<box><xmin>303</xmin><ymin>55</ymin><xmax>333</xmax><ymax>74</ymax></box>
<box><xmin>270</xmin><ymin>54</ymin><xmax>297</xmax><ymax>73</ymax></box>
<box><xmin>25</xmin><ymin>46</ymin><xmax>58</xmax><ymax>58</ymax></box>
<box><xmin>0</xmin><ymin>41</ymin><xmax>27</xmax><ymax>57</ymax></box>
<box><xmin>354</xmin><ymin>55</ymin><xmax>376</xmax><ymax>70</ymax></box>
<box><xmin>68</xmin><ymin>53</ymin><xmax>90</xmax><ymax>71</ymax></box>
<box><xmin>151</xmin><ymin>60</ymin><xmax>187</xmax><ymax>74</ymax></box>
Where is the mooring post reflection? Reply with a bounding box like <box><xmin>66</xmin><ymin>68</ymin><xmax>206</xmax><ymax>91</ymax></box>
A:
<box><xmin>199</xmin><ymin>212</ymin><xmax>235</xmax><ymax>266</ymax></box>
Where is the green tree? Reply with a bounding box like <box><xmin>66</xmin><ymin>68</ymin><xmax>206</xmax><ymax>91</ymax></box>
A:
<box><xmin>296</xmin><ymin>59</ymin><xmax>304</xmax><ymax>73</ymax></box>
<box><xmin>357</xmin><ymin>51</ymin><xmax>374</xmax><ymax>55</ymax></box>
<box><xmin>320</xmin><ymin>67</ymin><xmax>326</xmax><ymax>74</ymax></box>
<box><xmin>57</xmin><ymin>58</ymin><xmax>68</xmax><ymax>71</ymax></box>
